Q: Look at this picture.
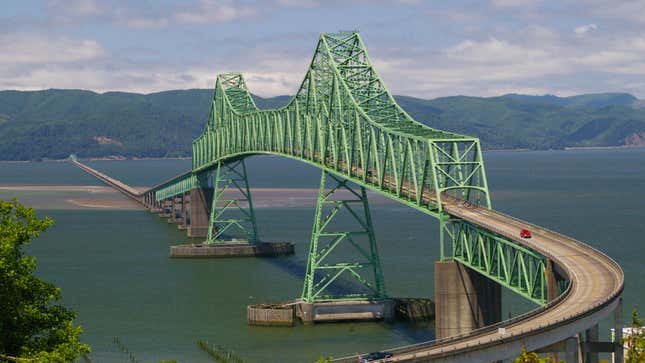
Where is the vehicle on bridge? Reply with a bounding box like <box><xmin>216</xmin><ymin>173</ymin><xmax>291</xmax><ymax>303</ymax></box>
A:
<box><xmin>358</xmin><ymin>351</ymin><xmax>393</xmax><ymax>362</ymax></box>
<box><xmin>520</xmin><ymin>229</ymin><xmax>532</xmax><ymax>238</ymax></box>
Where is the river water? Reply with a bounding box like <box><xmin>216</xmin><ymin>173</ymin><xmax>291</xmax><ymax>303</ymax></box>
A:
<box><xmin>0</xmin><ymin>148</ymin><xmax>643</xmax><ymax>362</ymax></box>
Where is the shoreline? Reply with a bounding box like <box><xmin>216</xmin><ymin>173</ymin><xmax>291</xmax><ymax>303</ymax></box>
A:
<box><xmin>1</xmin><ymin>144</ymin><xmax>644</xmax><ymax>164</ymax></box>
<box><xmin>0</xmin><ymin>145</ymin><xmax>645</xmax><ymax>164</ymax></box>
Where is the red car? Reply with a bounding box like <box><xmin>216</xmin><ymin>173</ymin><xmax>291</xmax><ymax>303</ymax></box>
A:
<box><xmin>520</xmin><ymin>229</ymin><xmax>532</xmax><ymax>239</ymax></box>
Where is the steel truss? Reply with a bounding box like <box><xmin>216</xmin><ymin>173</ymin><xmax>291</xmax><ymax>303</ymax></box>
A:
<box><xmin>145</xmin><ymin>32</ymin><xmax>557</xmax><ymax>306</ymax></box>
<box><xmin>206</xmin><ymin>159</ymin><xmax>259</xmax><ymax>244</ymax></box>
<box><xmin>301</xmin><ymin>171</ymin><xmax>386</xmax><ymax>303</ymax></box>
<box><xmin>442</xmin><ymin>217</ymin><xmax>547</xmax><ymax>305</ymax></box>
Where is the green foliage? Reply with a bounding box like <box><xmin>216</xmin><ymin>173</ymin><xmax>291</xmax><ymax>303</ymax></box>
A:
<box><xmin>0</xmin><ymin>199</ymin><xmax>90</xmax><ymax>362</ymax></box>
<box><xmin>0</xmin><ymin>89</ymin><xmax>643</xmax><ymax>161</ymax></box>
<box><xmin>514</xmin><ymin>345</ymin><xmax>550</xmax><ymax>363</ymax></box>
<box><xmin>623</xmin><ymin>308</ymin><xmax>645</xmax><ymax>363</ymax></box>
<box><xmin>316</xmin><ymin>357</ymin><xmax>332</xmax><ymax>363</ymax></box>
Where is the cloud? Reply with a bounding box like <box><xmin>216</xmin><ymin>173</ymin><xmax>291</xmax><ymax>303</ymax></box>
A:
<box><xmin>42</xmin><ymin>0</ymin><xmax>258</xmax><ymax>28</ymax></box>
<box><xmin>173</xmin><ymin>0</ymin><xmax>257</xmax><ymax>25</ymax></box>
<box><xmin>574</xmin><ymin>23</ymin><xmax>597</xmax><ymax>36</ymax></box>
<box><xmin>0</xmin><ymin>34</ymin><xmax>104</xmax><ymax>64</ymax></box>
<box><xmin>490</xmin><ymin>0</ymin><xmax>541</xmax><ymax>7</ymax></box>
<box><xmin>591</xmin><ymin>0</ymin><xmax>645</xmax><ymax>24</ymax></box>
<box><xmin>46</xmin><ymin>0</ymin><xmax>104</xmax><ymax>17</ymax></box>
<box><xmin>276</xmin><ymin>0</ymin><xmax>320</xmax><ymax>7</ymax></box>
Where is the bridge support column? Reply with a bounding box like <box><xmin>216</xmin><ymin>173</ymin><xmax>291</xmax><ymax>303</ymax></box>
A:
<box><xmin>613</xmin><ymin>297</ymin><xmax>623</xmax><ymax>363</ymax></box>
<box><xmin>206</xmin><ymin>159</ymin><xmax>258</xmax><ymax>243</ymax></box>
<box><xmin>187</xmin><ymin>187</ymin><xmax>213</xmax><ymax>238</ymax></box>
<box><xmin>434</xmin><ymin>260</ymin><xmax>501</xmax><ymax>339</ymax></box>
<box><xmin>179</xmin><ymin>192</ymin><xmax>189</xmax><ymax>230</ymax></box>
<box><xmin>159</xmin><ymin>199</ymin><xmax>172</xmax><ymax>217</ymax></box>
<box><xmin>565</xmin><ymin>335</ymin><xmax>579</xmax><ymax>363</ymax></box>
<box><xmin>168</xmin><ymin>196</ymin><xmax>183</xmax><ymax>224</ymax></box>
<box><xmin>584</xmin><ymin>324</ymin><xmax>599</xmax><ymax>363</ymax></box>
<box><xmin>297</xmin><ymin>170</ymin><xmax>389</xmax><ymax>322</ymax></box>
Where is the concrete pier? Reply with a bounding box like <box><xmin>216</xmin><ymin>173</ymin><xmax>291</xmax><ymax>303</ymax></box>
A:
<box><xmin>434</xmin><ymin>261</ymin><xmax>501</xmax><ymax>339</ymax></box>
<box><xmin>180</xmin><ymin>192</ymin><xmax>189</xmax><ymax>230</ymax></box>
<box><xmin>170</xmin><ymin>241</ymin><xmax>294</xmax><ymax>258</ymax></box>
<box><xmin>187</xmin><ymin>187</ymin><xmax>212</xmax><ymax>238</ymax></box>
<box><xmin>247</xmin><ymin>304</ymin><xmax>295</xmax><ymax>326</ymax></box>
<box><xmin>394</xmin><ymin>298</ymin><xmax>435</xmax><ymax>321</ymax></box>
<box><xmin>295</xmin><ymin>300</ymin><xmax>395</xmax><ymax>324</ymax></box>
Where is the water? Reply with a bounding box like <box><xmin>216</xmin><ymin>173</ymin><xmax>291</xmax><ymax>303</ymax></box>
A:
<box><xmin>1</xmin><ymin>148</ymin><xmax>644</xmax><ymax>362</ymax></box>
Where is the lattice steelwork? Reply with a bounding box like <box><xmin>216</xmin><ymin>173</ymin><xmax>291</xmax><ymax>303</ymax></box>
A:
<box><xmin>146</xmin><ymin>32</ymin><xmax>552</xmax><ymax>305</ymax></box>
<box><xmin>301</xmin><ymin>171</ymin><xmax>386</xmax><ymax>302</ymax></box>
<box><xmin>442</xmin><ymin>218</ymin><xmax>548</xmax><ymax>305</ymax></box>
<box><xmin>206</xmin><ymin>159</ymin><xmax>259</xmax><ymax>244</ymax></box>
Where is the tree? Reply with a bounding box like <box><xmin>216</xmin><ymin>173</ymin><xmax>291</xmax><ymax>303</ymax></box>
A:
<box><xmin>0</xmin><ymin>199</ymin><xmax>90</xmax><ymax>362</ymax></box>
<box><xmin>514</xmin><ymin>345</ymin><xmax>550</xmax><ymax>363</ymax></box>
<box><xmin>623</xmin><ymin>309</ymin><xmax>645</xmax><ymax>363</ymax></box>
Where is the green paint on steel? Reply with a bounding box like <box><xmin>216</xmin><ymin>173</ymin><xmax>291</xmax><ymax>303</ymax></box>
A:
<box><xmin>146</xmin><ymin>32</ymin><xmax>550</xmax><ymax>305</ymax></box>
<box><xmin>155</xmin><ymin>173</ymin><xmax>197</xmax><ymax>201</ymax></box>
<box><xmin>301</xmin><ymin>170</ymin><xmax>386</xmax><ymax>303</ymax></box>
<box><xmin>206</xmin><ymin>159</ymin><xmax>259</xmax><ymax>244</ymax></box>
<box><xmin>443</xmin><ymin>218</ymin><xmax>548</xmax><ymax>305</ymax></box>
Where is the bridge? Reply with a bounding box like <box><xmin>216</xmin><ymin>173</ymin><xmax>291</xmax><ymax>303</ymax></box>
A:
<box><xmin>72</xmin><ymin>32</ymin><xmax>625</xmax><ymax>362</ymax></box>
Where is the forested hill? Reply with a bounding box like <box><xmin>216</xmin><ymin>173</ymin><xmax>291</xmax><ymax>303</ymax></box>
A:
<box><xmin>0</xmin><ymin>89</ymin><xmax>644</xmax><ymax>160</ymax></box>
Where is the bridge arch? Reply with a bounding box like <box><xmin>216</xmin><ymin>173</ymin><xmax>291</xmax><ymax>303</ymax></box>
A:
<box><xmin>140</xmin><ymin>32</ymin><xmax>624</xmax><ymax>362</ymax></box>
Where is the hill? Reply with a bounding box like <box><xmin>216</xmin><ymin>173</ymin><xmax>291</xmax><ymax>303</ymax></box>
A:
<box><xmin>0</xmin><ymin>89</ymin><xmax>643</xmax><ymax>160</ymax></box>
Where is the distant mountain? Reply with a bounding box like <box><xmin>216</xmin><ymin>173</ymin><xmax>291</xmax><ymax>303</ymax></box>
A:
<box><xmin>0</xmin><ymin>89</ymin><xmax>643</xmax><ymax>160</ymax></box>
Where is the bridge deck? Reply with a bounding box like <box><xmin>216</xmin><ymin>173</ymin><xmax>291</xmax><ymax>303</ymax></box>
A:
<box><xmin>72</xmin><ymin>158</ymin><xmax>623</xmax><ymax>362</ymax></box>
<box><xmin>72</xmin><ymin>160</ymin><xmax>142</xmax><ymax>200</ymax></box>
<box><xmin>359</xmin><ymin>200</ymin><xmax>623</xmax><ymax>362</ymax></box>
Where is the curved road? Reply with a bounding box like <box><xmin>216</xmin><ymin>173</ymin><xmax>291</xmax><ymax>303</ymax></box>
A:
<box><xmin>71</xmin><ymin>159</ymin><xmax>624</xmax><ymax>362</ymax></box>
<box><xmin>349</xmin><ymin>198</ymin><xmax>624</xmax><ymax>362</ymax></box>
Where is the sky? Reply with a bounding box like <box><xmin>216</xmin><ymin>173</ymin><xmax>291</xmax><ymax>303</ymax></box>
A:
<box><xmin>2</xmin><ymin>0</ymin><xmax>645</xmax><ymax>99</ymax></box>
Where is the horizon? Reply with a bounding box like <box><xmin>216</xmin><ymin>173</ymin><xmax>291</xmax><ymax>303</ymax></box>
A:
<box><xmin>1</xmin><ymin>87</ymin><xmax>642</xmax><ymax>102</ymax></box>
<box><xmin>3</xmin><ymin>1</ymin><xmax>645</xmax><ymax>98</ymax></box>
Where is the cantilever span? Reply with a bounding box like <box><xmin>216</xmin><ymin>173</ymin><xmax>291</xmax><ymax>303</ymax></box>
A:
<box><xmin>74</xmin><ymin>31</ymin><xmax>624</xmax><ymax>362</ymax></box>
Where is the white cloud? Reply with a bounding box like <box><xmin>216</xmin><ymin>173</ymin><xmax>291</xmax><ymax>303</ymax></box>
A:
<box><xmin>113</xmin><ymin>8</ymin><xmax>170</xmax><ymax>29</ymax></box>
<box><xmin>591</xmin><ymin>0</ymin><xmax>645</xmax><ymax>24</ymax></box>
<box><xmin>276</xmin><ymin>0</ymin><xmax>320</xmax><ymax>7</ymax></box>
<box><xmin>0</xmin><ymin>34</ymin><xmax>104</xmax><ymax>64</ymax></box>
<box><xmin>43</xmin><ymin>0</ymin><xmax>258</xmax><ymax>28</ymax></box>
<box><xmin>174</xmin><ymin>0</ymin><xmax>256</xmax><ymax>25</ymax></box>
<box><xmin>46</xmin><ymin>0</ymin><xmax>104</xmax><ymax>17</ymax></box>
<box><xmin>490</xmin><ymin>0</ymin><xmax>541</xmax><ymax>7</ymax></box>
<box><xmin>574</xmin><ymin>23</ymin><xmax>597</xmax><ymax>36</ymax></box>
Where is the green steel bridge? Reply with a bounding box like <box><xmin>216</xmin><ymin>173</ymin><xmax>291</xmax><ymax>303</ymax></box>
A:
<box><xmin>75</xmin><ymin>32</ymin><xmax>624</xmax><ymax>362</ymax></box>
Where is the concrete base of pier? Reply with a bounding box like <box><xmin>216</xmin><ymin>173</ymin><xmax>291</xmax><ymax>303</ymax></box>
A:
<box><xmin>434</xmin><ymin>261</ymin><xmax>501</xmax><ymax>339</ymax></box>
<box><xmin>247</xmin><ymin>304</ymin><xmax>295</xmax><ymax>327</ymax></box>
<box><xmin>169</xmin><ymin>241</ymin><xmax>294</xmax><ymax>258</ymax></box>
<box><xmin>394</xmin><ymin>298</ymin><xmax>435</xmax><ymax>321</ymax></box>
<box><xmin>295</xmin><ymin>299</ymin><xmax>395</xmax><ymax>324</ymax></box>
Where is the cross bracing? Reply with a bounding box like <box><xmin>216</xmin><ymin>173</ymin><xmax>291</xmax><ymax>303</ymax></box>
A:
<box><xmin>149</xmin><ymin>32</ymin><xmax>555</xmax><ymax>305</ymax></box>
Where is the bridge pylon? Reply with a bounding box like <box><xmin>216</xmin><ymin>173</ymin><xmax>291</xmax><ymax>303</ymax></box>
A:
<box><xmin>206</xmin><ymin>158</ymin><xmax>259</xmax><ymax>243</ymax></box>
<box><xmin>301</xmin><ymin>170</ymin><xmax>387</xmax><ymax>303</ymax></box>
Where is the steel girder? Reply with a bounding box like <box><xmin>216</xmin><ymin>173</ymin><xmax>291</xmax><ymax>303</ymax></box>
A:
<box><xmin>301</xmin><ymin>171</ymin><xmax>386</xmax><ymax>303</ymax></box>
<box><xmin>154</xmin><ymin>32</ymin><xmax>552</xmax><ymax>306</ymax></box>
<box><xmin>206</xmin><ymin>159</ymin><xmax>259</xmax><ymax>243</ymax></box>
<box><xmin>154</xmin><ymin>173</ymin><xmax>197</xmax><ymax>201</ymax></box>
<box><xmin>191</xmin><ymin>32</ymin><xmax>491</xmax><ymax>211</ymax></box>
<box><xmin>442</xmin><ymin>217</ymin><xmax>548</xmax><ymax>305</ymax></box>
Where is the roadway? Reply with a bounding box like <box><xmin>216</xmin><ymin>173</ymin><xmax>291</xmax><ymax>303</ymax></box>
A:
<box><xmin>339</xmin><ymin>199</ymin><xmax>624</xmax><ymax>362</ymax></box>
<box><xmin>71</xmin><ymin>158</ymin><xmax>624</xmax><ymax>362</ymax></box>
